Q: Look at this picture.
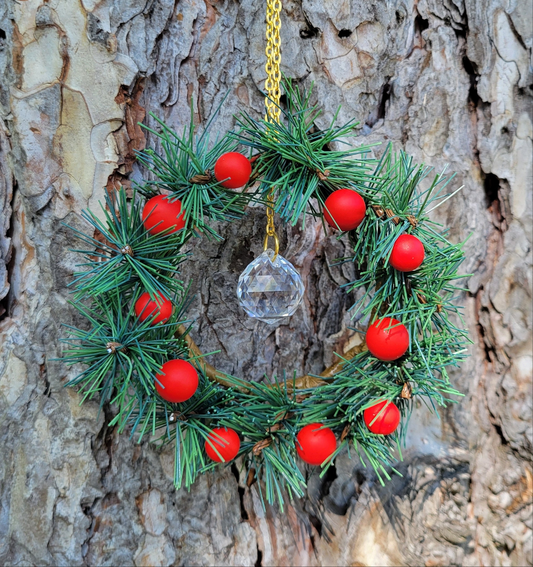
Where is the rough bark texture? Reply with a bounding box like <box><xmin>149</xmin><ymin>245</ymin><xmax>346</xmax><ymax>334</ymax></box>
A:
<box><xmin>0</xmin><ymin>1</ymin><xmax>531</xmax><ymax>566</ymax></box>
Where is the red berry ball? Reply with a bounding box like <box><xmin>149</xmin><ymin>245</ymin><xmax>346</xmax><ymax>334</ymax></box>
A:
<box><xmin>296</xmin><ymin>423</ymin><xmax>337</xmax><ymax>466</ymax></box>
<box><xmin>142</xmin><ymin>195</ymin><xmax>185</xmax><ymax>235</ymax></box>
<box><xmin>134</xmin><ymin>292</ymin><xmax>173</xmax><ymax>325</ymax></box>
<box><xmin>364</xmin><ymin>400</ymin><xmax>401</xmax><ymax>435</ymax></box>
<box><xmin>389</xmin><ymin>234</ymin><xmax>425</xmax><ymax>272</ymax></box>
<box><xmin>155</xmin><ymin>359</ymin><xmax>198</xmax><ymax>403</ymax></box>
<box><xmin>205</xmin><ymin>427</ymin><xmax>241</xmax><ymax>462</ymax></box>
<box><xmin>214</xmin><ymin>152</ymin><xmax>252</xmax><ymax>189</ymax></box>
<box><xmin>366</xmin><ymin>317</ymin><xmax>409</xmax><ymax>361</ymax></box>
<box><xmin>323</xmin><ymin>189</ymin><xmax>366</xmax><ymax>231</ymax></box>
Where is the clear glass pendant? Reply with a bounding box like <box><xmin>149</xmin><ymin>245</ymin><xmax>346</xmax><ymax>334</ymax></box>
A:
<box><xmin>237</xmin><ymin>248</ymin><xmax>305</xmax><ymax>324</ymax></box>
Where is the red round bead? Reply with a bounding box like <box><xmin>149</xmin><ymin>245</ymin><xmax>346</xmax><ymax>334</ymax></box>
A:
<box><xmin>134</xmin><ymin>292</ymin><xmax>173</xmax><ymax>325</ymax></box>
<box><xmin>296</xmin><ymin>423</ymin><xmax>337</xmax><ymax>466</ymax></box>
<box><xmin>389</xmin><ymin>234</ymin><xmax>425</xmax><ymax>272</ymax></box>
<box><xmin>142</xmin><ymin>195</ymin><xmax>185</xmax><ymax>235</ymax></box>
<box><xmin>205</xmin><ymin>427</ymin><xmax>241</xmax><ymax>462</ymax></box>
<box><xmin>155</xmin><ymin>359</ymin><xmax>198</xmax><ymax>403</ymax></box>
<box><xmin>366</xmin><ymin>317</ymin><xmax>409</xmax><ymax>361</ymax></box>
<box><xmin>364</xmin><ymin>400</ymin><xmax>401</xmax><ymax>435</ymax></box>
<box><xmin>323</xmin><ymin>189</ymin><xmax>366</xmax><ymax>231</ymax></box>
<box><xmin>214</xmin><ymin>152</ymin><xmax>252</xmax><ymax>189</ymax></box>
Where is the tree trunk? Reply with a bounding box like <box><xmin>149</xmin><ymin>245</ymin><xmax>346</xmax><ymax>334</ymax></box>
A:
<box><xmin>0</xmin><ymin>1</ymin><xmax>531</xmax><ymax>566</ymax></box>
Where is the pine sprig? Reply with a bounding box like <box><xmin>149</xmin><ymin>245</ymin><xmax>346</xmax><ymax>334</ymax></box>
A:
<box><xmin>221</xmin><ymin>374</ymin><xmax>309</xmax><ymax>509</ymax></box>
<box><xmin>120</xmin><ymin>373</ymin><xmax>236</xmax><ymax>490</ymax></box>
<box><xmin>66</xmin><ymin>188</ymin><xmax>189</xmax><ymax>300</ymax></box>
<box><xmin>61</xmin><ymin>286</ymin><xmax>191</xmax><ymax>406</ymax></box>
<box><xmin>234</xmin><ymin>79</ymin><xmax>377</xmax><ymax>226</ymax></box>
<box><xmin>137</xmin><ymin>101</ymin><xmax>258</xmax><ymax>239</ymax></box>
<box><xmin>344</xmin><ymin>147</ymin><xmax>471</xmax><ymax>345</ymax></box>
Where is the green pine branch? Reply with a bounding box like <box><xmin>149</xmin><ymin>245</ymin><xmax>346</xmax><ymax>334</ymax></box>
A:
<box><xmin>61</xmin><ymin>285</ymin><xmax>191</xmax><ymax>406</ymax></box>
<box><xmin>136</xmin><ymin>99</ymin><xmax>259</xmax><ymax>239</ymax></box>
<box><xmin>65</xmin><ymin>188</ymin><xmax>189</xmax><ymax>300</ymax></box>
<box><xmin>234</xmin><ymin>79</ymin><xmax>377</xmax><ymax>227</ymax></box>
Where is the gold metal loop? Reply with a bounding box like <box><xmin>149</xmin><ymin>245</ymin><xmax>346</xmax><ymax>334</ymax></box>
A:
<box><xmin>263</xmin><ymin>233</ymin><xmax>280</xmax><ymax>259</ymax></box>
<box><xmin>264</xmin><ymin>186</ymin><xmax>279</xmax><ymax>257</ymax></box>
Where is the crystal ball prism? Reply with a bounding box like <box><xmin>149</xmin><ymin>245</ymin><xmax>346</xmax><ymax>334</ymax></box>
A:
<box><xmin>237</xmin><ymin>249</ymin><xmax>305</xmax><ymax>324</ymax></box>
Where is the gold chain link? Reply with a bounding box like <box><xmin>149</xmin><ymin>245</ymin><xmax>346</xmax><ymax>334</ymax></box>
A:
<box><xmin>265</xmin><ymin>0</ymin><xmax>282</xmax><ymax>123</ymax></box>
<box><xmin>264</xmin><ymin>0</ymin><xmax>282</xmax><ymax>257</ymax></box>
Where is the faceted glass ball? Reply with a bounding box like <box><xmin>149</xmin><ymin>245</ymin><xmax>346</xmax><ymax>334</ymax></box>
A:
<box><xmin>237</xmin><ymin>249</ymin><xmax>305</xmax><ymax>324</ymax></box>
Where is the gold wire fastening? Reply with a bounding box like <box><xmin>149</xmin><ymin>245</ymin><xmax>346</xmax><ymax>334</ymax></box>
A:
<box><xmin>263</xmin><ymin>0</ymin><xmax>282</xmax><ymax>258</ymax></box>
<box><xmin>264</xmin><ymin>192</ymin><xmax>280</xmax><ymax>257</ymax></box>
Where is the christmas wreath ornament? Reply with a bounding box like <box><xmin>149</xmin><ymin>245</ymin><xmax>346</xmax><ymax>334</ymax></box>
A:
<box><xmin>60</xmin><ymin>0</ymin><xmax>471</xmax><ymax>512</ymax></box>
<box><xmin>142</xmin><ymin>194</ymin><xmax>186</xmax><ymax>235</ymax></box>
<box><xmin>205</xmin><ymin>427</ymin><xmax>241</xmax><ymax>462</ymax></box>
<box><xmin>134</xmin><ymin>291</ymin><xmax>173</xmax><ymax>325</ymax></box>
<box><xmin>214</xmin><ymin>152</ymin><xmax>252</xmax><ymax>188</ymax></box>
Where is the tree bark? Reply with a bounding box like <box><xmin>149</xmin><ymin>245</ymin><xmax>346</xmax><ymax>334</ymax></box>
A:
<box><xmin>0</xmin><ymin>1</ymin><xmax>531</xmax><ymax>566</ymax></box>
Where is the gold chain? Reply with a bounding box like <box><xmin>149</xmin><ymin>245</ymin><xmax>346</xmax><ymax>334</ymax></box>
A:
<box><xmin>263</xmin><ymin>0</ymin><xmax>282</xmax><ymax>257</ymax></box>
<box><xmin>265</xmin><ymin>0</ymin><xmax>282</xmax><ymax>123</ymax></box>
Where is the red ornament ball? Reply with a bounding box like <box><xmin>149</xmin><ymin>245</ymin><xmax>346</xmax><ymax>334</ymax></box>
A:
<box><xmin>214</xmin><ymin>152</ymin><xmax>252</xmax><ymax>189</ymax></box>
<box><xmin>142</xmin><ymin>195</ymin><xmax>185</xmax><ymax>235</ymax></box>
<box><xmin>155</xmin><ymin>359</ymin><xmax>198</xmax><ymax>403</ymax></box>
<box><xmin>364</xmin><ymin>400</ymin><xmax>401</xmax><ymax>435</ymax></box>
<box><xmin>389</xmin><ymin>234</ymin><xmax>425</xmax><ymax>272</ymax></box>
<box><xmin>296</xmin><ymin>423</ymin><xmax>337</xmax><ymax>466</ymax></box>
<box><xmin>134</xmin><ymin>292</ymin><xmax>173</xmax><ymax>325</ymax></box>
<box><xmin>323</xmin><ymin>189</ymin><xmax>366</xmax><ymax>231</ymax></box>
<box><xmin>366</xmin><ymin>317</ymin><xmax>409</xmax><ymax>361</ymax></box>
<box><xmin>205</xmin><ymin>427</ymin><xmax>241</xmax><ymax>462</ymax></box>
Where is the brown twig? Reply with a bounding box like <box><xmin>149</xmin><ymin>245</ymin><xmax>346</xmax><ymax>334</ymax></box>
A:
<box><xmin>189</xmin><ymin>170</ymin><xmax>212</xmax><ymax>185</ymax></box>
<box><xmin>416</xmin><ymin>292</ymin><xmax>427</xmax><ymax>304</ymax></box>
<box><xmin>168</xmin><ymin>411</ymin><xmax>187</xmax><ymax>422</ymax></box>
<box><xmin>246</xmin><ymin>468</ymin><xmax>257</xmax><ymax>487</ymax></box>
<box><xmin>316</xmin><ymin>169</ymin><xmax>330</xmax><ymax>181</ymax></box>
<box><xmin>372</xmin><ymin>205</ymin><xmax>417</xmax><ymax>228</ymax></box>
<box><xmin>319</xmin><ymin>341</ymin><xmax>368</xmax><ymax>379</ymax></box>
<box><xmin>407</xmin><ymin>214</ymin><xmax>418</xmax><ymax>228</ymax></box>
<box><xmin>177</xmin><ymin>325</ymin><xmax>366</xmax><ymax>392</ymax></box>
<box><xmin>340</xmin><ymin>425</ymin><xmax>350</xmax><ymax>441</ymax></box>
<box><xmin>251</xmin><ymin>414</ymin><xmax>292</xmax><ymax>455</ymax></box>
<box><xmin>371</xmin><ymin>204</ymin><xmax>385</xmax><ymax>217</ymax></box>
<box><xmin>385</xmin><ymin>208</ymin><xmax>400</xmax><ymax>225</ymax></box>
<box><xmin>252</xmin><ymin>438</ymin><xmax>272</xmax><ymax>455</ymax></box>
<box><xmin>178</xmin><ymin>325</ymin><xmax>237</xmax><ymax>389</ymax></box>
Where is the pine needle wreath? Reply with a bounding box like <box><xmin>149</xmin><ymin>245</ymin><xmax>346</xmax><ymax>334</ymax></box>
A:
<box><xmin>61</xmin><ymin>81</ymin><xmax>470</xmax><ymax>510</ymax></box>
